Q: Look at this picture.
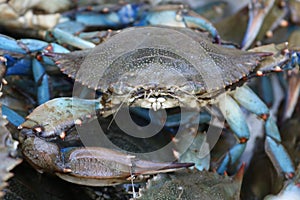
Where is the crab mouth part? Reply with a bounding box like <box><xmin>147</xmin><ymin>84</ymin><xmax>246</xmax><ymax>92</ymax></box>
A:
<box><xmin>132</xmin><ymin>95</ymin><xmax>178</xmax><ymax>111</ymax></box>
<box><xmin>109</xmin><ymin>86</ymin><xmax>200</xmax><ymax>111</ymax></box>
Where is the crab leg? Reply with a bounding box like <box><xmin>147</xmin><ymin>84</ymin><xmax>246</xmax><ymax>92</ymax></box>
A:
<box><xmin>51</xmin><ymin>27</ymin><xmax>96</xmax><ymax>49</ymax></box>
<box><xmin>32</xmin><ymin>58</ymin><xmax>50</xmax><ymax>105</ymax></box>
<box><xmin>130</xmin><ymin>107</ymin><xmax>211</xmax><ymax>128</ymax></box>
<box><xmin>1</xmin><ymin>105</ymin><xmax>25</xmax><ymax>127</ymax></box>
<box><xmin>233</xmin><ymin>85</ymin><xmax>295</xmax><ymax>177</ymax></box>
<box><xmin>259</xmin><ymin>76</ymin><xmax>274</xmax><ymax>107</ymax></box>
<box><xmin>143</xmin><ymin>5</ymin><xmax>220</xmax><ymax>42</ymax></box>
<box><xmin>66</xmin><ymin>4</ymin><xmax>140</xmax><ymax>28</ymax></box>
<box><xmin>0</xmin><ymin>35</ymin><xmax>71</xmax><ymax>106</ymax></box>
<box><xmin>217</xmin><ymin>94</ymin><xmax>249</xmax><ymax>174</ymax></box>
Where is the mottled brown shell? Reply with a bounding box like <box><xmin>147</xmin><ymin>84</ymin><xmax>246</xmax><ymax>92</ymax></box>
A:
<box><xmin>48</xmin><ymin>26</ymin><xmax>270</xmax><ymax>95</ymax></box>
<box><xmin>136</xmin><ymin>168</ymin><xmax>244</xmax><ymax>200</ymax></box>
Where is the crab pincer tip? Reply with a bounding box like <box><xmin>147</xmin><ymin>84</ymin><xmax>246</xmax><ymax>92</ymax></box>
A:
<box><xmin>234</xmin><ymin>163</ymin><xmax>246</xmax><ymax>181</ymax></box>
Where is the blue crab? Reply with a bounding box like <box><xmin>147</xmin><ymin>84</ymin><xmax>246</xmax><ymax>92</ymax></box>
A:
<box><xmin>0</xmin><ymin>1</ymin><xmax>222</xmax><ymax>49</ymax></box>
<box><xmin>134</xmin><ymin>165</ymin><xmax>244</xmax><ymax>199</ymax></box>
<box><xmin>0</xmin><ymin>1</ymin><xmax>223</xmax><ymax>108</ymax></box>
<box><xmin>18</xmin><ymin>26</ymin><xmax>297</xmax><ymax>178</ymax></box>
<box><xmin>20</xmin><ymin>131</ymin><xmax>193</xmax><ymax>186</ymax></box>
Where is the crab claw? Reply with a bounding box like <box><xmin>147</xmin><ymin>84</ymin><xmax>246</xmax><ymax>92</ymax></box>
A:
<box><xmin>56</xmin><ymin>147</ymin><xmax>194</xmax><ymax>186</ymax></box>
<box><xmin>21</xmin><ymin>134</ymin><xmax>193</xmax><ymax>186</ymax></box>
<box><xmin>241</xmin><ymin>0</ymin><xmax>274</xmax><ymax>49</ymax></box>
<box><xmin>282</xmin><ymin>68</ymin><xmax>300</xmax><ymax>121</ymax></box>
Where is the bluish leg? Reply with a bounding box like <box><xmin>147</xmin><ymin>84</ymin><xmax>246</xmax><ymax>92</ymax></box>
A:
<box><xmin>182</xmin><ymin>12</ymin><xmax>220</xmax><ymax>43</ymax></box>
<box><xmin>2</xmin><ymin>105</ymin><xmax>25</xmax><ymax>127</ymax></box>
<box><xmin>142</xmin><ymin>8</ymin><xmax>220</xmax><ymax>43</ymax></box>
<box><xmin>233</xmin><ymin>85</ymin><xmax>295</xmax><ymax>177</ymax></box>
<box><xmin>260</xmin><ymin>76</ymin><xmax>274</xmax><ymax>107</ymax></box>
<box><xmin>130</xmin><ymin>107</ymin><xmax>211</xmax><ymax>128</ymax></box>
<box><xmin>32</xmin><ymin>58</ymin><xmax>50</xmax><ymax>105</ymax></box>
<box><xmin>51</xmin><ymin>27</ymin><xmax>96</xmax><ymax>49</ymax></box>
<box><xmin>217</xmin><ymin>94</ymin><xmax>250</xmax><ymax>174</ymax></box>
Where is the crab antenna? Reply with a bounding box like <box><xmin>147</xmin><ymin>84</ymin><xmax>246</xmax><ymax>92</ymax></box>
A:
<box><xmin>107</xmin><ymin>89</ymin><xmax>137</xmax><ymax>129</ymax></box>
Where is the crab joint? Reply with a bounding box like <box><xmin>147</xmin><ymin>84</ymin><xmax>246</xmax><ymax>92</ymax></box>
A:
<box><xmin>260</xmin><ymin>113</ymin><xmax>269</xmax><ymax>121</ymax></box>
<box><xmin>273</xmin><ymin>66</ymin><xmax>283</xmax><ymax>72</ymax></box>
<box><xmin>256</xmin><ymin>71</ymin><xmax>264</xmax><ymax>76</ymax></box>
<box><xmin>239</xmin><ymin>137</ymin><xmax>248</xmax><ymax>143</ymax></box>
<box><xmin>59</xmin><ymin>131</ymin><xmax>66</xmax><ymax>140</ymax></box>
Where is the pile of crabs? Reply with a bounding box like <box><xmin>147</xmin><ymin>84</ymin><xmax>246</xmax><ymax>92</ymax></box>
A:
<box><xmin>1</xmin><ymin>0</ymin><xmax>300</xmax><ymax>199</ymax></box>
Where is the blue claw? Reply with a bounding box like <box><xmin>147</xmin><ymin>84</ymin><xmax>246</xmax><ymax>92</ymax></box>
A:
<box><xmin>32</xmin><ymin>59</ymin><xmax>50</xmax><ymax>105</ymax></box>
